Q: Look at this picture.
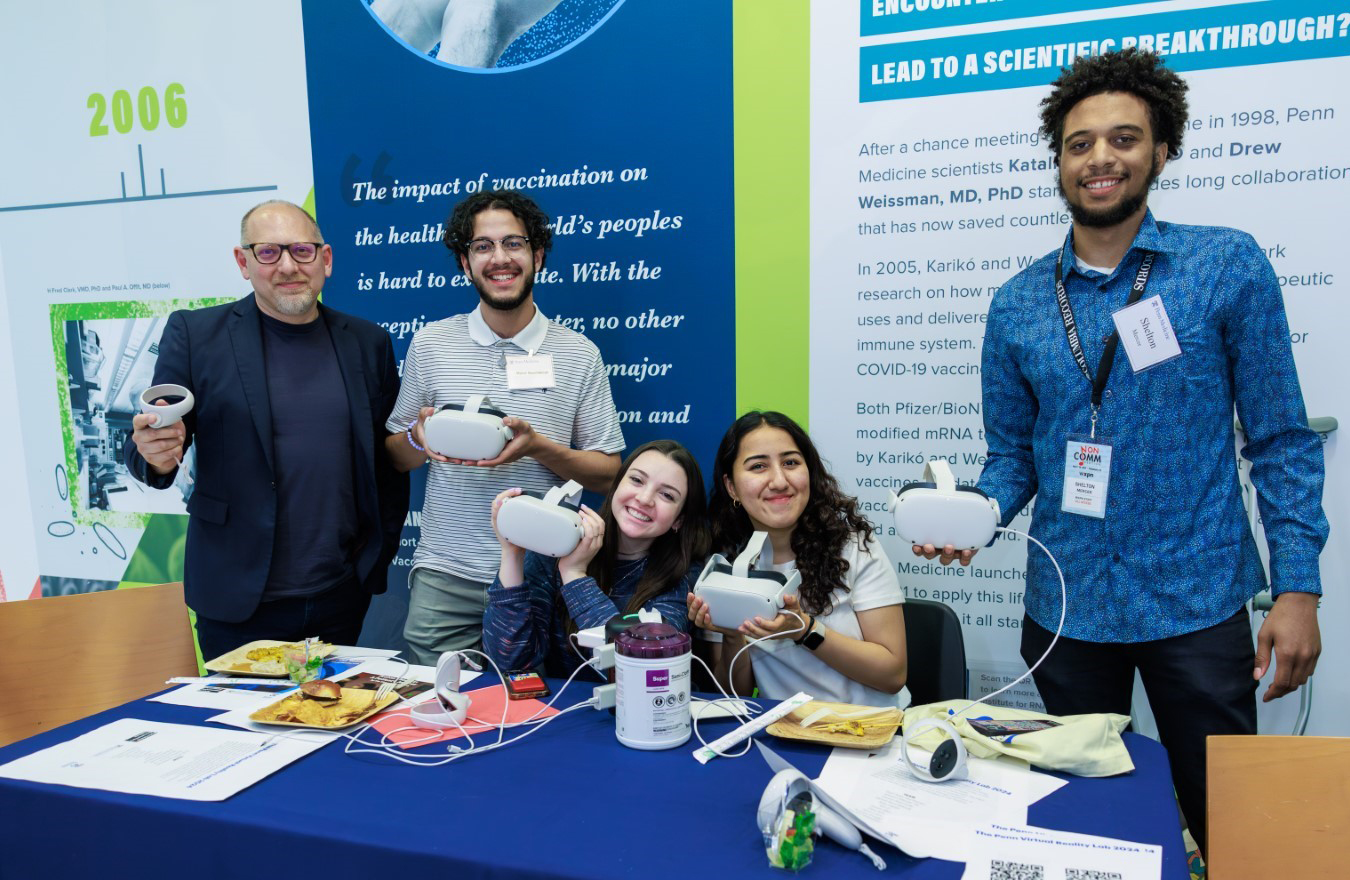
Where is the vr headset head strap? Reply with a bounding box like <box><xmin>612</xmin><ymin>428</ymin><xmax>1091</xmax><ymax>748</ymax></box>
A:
<box><xmin>732</xmin><ymin>530</ymin><xmax>773</xmax><ymax>578</ymax></box>
<box><xmin>922</xmin><ymin>458</ymin><xmax>957</xmax><ymax>493</ymax></box>
<box><xmin>542</xmin><ymin>479</ymin><xmax>584</xmax><ymax>508</ymax></box>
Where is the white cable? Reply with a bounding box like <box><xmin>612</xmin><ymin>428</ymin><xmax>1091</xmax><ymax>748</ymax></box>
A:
<box><xmin>335</xmin><ymin>648</ymin><xmax>603</xmax><ymax>765</ymax></box>
<box><xmin>340</xmin><ymin>700</ymin><xmax>599</xmax><ymax>767</ymax></box>
<box><xmin>459</xmin><ymin>647</ymin><xmax>601</xmax><ymax>730</ymax></box>
<box><xmin>948</xmin><ymin>526</ymin><xmax>1066</xmax><ymax>720</ymax></box>
<box><xmin>688</xmin><ymin>610</ymin><xmax>809</xmax><ymax>758</ymax></box>
<box><xmin>857</xmin><ymin>843</ymin><xmax>886</xmax><ymax>871</ymax></box>
<box><xmin>689</xmin><ymin>654</ymin><xmax>758</xmax><ymax>758</ymax></box>
<box><xmin>568</xmin><ymin>631</ymin><xmax>590</xmax><ymax>668</ymax></box>
<box><xmin>688</xmin><ymin>697</ymin><xmax>763</xmax><ymax>717</ymax></box>
<box><xmin>725</xmin><ymin>610</ymin><xmax>808</xmax><ymax>712</ymax></box>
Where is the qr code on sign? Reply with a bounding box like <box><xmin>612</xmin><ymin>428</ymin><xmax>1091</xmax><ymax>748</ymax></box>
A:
<box><xmin>1065</xmin><ymin>871</ymin><xmax>1123</xmax><ymax>880</ymax></box>
<box><xmin>990</xmin><ymin>860</ymin><xmax>1044</xmax><ymax>880</ymax></box>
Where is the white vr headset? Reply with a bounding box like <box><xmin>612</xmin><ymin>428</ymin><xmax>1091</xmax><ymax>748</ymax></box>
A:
<box><xmin>423</xmin><ymin>395</ymin><xmax>514</xmax><ymax>460</ymax></box>
<box><xmin>139</xmin><ymin>383</ymin><xmax>195</xmax><ymax>428</ymax></box>
<box><xmin>692</xmin><ymin>531</ymin><xmax>800</xmax><ymax>630</ymax></box>
<box><xmin>410</xmin><ymin>651</ymin><xmax>473</xmax><ymax>730</ymax></box>
<box><xmin>888</xmin><ymin>459</ymin><xmax>1001</xmax><ymax>551</ymax></box>
<box><xmin>496</xmin><ymin>480</ymin><xmax>585</xmax><ymax>558</ymax></box>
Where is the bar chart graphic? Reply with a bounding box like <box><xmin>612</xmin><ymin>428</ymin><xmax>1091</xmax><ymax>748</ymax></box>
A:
<box><xmin>0</xmin><ymin>144</ymin><xmax>276</xmax><ymax>214</ymax></box>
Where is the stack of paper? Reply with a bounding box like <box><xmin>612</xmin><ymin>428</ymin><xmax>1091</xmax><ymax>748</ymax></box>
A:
<box><xmin>814</xmin><ymin>738</ymin><xmax>1066</xmax><ymax>860</ymax></box>
<box><xmin>0</xmin><ymin>719</ymin><xmax>327</xmax><ymax>801</ymax></box>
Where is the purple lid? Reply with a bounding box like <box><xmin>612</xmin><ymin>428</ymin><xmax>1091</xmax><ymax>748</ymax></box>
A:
<box><xmin>613</xmin><ymin>622</ymin><xmax>691</xmax><ymax>658</ymax></box>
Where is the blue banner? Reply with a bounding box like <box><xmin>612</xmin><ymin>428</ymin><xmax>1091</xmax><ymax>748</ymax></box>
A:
<box><xmin>301</xmin><ymin>0</ymin><xmax>734</xmax><ymax>649</ymax></box>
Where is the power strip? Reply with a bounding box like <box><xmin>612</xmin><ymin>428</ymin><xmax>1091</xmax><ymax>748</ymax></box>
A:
<box><xmin>691</xmin><ymin>691</ymin><xmax>813</xmax><ymax>764</ymax></box>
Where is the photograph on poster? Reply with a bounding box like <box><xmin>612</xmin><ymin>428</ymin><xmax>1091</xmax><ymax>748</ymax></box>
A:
<box><xmin>61</xmin><ymin>315</ymin><xmax>190</xmax><ymax>517</ymax></box>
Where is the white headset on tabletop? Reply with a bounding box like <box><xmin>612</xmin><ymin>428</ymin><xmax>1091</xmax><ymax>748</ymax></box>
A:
<box><xmin>409</xmin><ymin>651</ymin><xmax>472</xmax><ymax>729</ymax></box>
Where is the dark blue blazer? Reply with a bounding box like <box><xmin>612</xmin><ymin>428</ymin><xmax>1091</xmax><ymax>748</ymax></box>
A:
<box><xmin>126</xmin><ymin>294</ymin><xmax>409</xmax><ymax>622</ymax></box>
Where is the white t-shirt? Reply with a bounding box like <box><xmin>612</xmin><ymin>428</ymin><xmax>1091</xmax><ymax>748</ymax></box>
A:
<box><xmin>387</xmin><ymin>306</ymin><xmax>625</xmax><ymax>583</ymax></box>
<box><xmin>748</xmin><ymin>534</ymin><xmax>910</xmax><ymax>708</ymax></box>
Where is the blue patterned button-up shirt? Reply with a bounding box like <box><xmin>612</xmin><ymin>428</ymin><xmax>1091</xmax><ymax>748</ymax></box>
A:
<box><xmin>977</xmin><ymin>211</ymin><xmax>1327</xmax><ymax>642</ymax></box>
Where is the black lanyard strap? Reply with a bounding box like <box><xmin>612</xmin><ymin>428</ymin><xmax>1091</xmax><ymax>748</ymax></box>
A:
<box><xmin>1054</xmin><ymin>250</ymin><xmax>1155</xmax><ymax>410</ymax></box>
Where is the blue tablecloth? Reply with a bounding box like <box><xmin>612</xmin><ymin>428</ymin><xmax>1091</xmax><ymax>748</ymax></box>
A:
<box><xmin>0</xmin><ymin>681</ymin><xmax>1187</xmax><ymax>879</ymax></box>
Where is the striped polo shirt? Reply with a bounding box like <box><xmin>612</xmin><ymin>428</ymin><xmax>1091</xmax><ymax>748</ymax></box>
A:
<box><xmin>387</xmin><ymin>305</ymin><xmax>625</xmax><ymax>583</ymax></box>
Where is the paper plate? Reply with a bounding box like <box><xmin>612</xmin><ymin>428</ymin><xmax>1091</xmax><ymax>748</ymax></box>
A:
<box><xmin>249</xmin><ymin>688</ymin><xmax>400</xmax><ymax>730</ymax></box>
<box><xmin>766</xmin><ymin>700</ymin><xmax>902</xmax><ymax>749</ymax></box>
<box><xmin>204</xmin><ymin>640</ymin><xmax>335</xmax><ymax>677</ymax></box>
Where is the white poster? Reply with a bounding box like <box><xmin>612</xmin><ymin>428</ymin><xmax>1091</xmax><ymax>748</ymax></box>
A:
<box><xmin>0</xmin><ymin>2</ymin><xmax>315</xmax><ymax>599</ymax></box>
<box><xmin>810</xmin><ymin>0</ymin><xmax>1349</xmax><ymax>734</ymax></box>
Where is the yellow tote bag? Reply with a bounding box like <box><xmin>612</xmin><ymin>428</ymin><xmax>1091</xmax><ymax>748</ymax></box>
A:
<box><xmin>903</xmin><ymin>700</ymin><xmax>1134</xmax><ymax>777</ymax></box>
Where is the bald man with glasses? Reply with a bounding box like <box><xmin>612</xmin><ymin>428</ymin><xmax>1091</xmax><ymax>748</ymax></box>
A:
<box><xmin>126</xmin><ymin>200</ymin><xmax>409</xmax><ymax>660</ymax></box>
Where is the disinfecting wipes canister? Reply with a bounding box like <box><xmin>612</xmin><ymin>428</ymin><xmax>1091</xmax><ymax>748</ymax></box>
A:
<box><xmin>613</xmin><ymin>622</ymin><xmax>692</xmax><ymax>750</ymax></box>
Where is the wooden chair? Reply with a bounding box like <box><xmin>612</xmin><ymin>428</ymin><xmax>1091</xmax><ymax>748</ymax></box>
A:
<box><xmin>0</xmin><ymin>582</ymin><xmax>198</xmax><ymax>747</ymax></box>
<box><xmin>1207</xmin><ymin>734</ymin><xmax>1350</xmax><ymax>879</ymax></box>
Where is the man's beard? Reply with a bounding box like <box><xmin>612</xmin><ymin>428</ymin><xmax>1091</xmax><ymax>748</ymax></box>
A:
<box><xmin>475</xmin><ymin>273</ymin><xmax>533</xmax><ymax>312</ymax></box>
<box><xmin>1059</xmin><ymin>153</ymin><xmax>1161</xmax><ymax>229</ymax></box>
<box><xmin>272</xmin><ymin>290</ymin><xmax>318</xmax><ymax>316</ymax></box>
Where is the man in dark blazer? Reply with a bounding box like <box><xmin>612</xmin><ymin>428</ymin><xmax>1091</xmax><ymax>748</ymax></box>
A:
<box><xmin>126</xmin><ymin>200</ymin><xmax>409</xmax><ymax>661</ymax></box>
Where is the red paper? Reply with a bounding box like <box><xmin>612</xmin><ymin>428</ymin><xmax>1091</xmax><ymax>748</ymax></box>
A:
<box><xmin>368</xmin><ymin>684</ymin><xmax>560</xmax><ymax>749</ymax></box>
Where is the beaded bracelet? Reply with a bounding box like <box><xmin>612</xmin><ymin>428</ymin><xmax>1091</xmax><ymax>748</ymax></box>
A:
<box><xmin>406</xmin><ymin>421</ymin><xmax>426</xmax><ymax>453</ymax></box>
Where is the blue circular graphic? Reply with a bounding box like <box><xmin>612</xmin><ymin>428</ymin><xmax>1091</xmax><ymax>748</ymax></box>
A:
<box><xmin>367</xmin><ymin>0</ymin><xmax>624</xmax><ymax>71</ymax></box>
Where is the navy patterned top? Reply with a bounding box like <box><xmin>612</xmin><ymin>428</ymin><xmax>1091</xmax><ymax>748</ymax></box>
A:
<box><xmin>978</xmin><ymin>211</ymin><xmax>1327</xmax><ymax>642</ymax></box>
<box><xmin>483</xmin><ymin>554</ymin><xmax>697</xmax><ymax>678</ymax></box>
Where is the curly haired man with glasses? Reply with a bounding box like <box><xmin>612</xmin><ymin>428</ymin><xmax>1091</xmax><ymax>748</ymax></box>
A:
<box><xmin>385</xmin><ymin>190</ymin><xmax>624</xmax><ymax>664</ymax></box>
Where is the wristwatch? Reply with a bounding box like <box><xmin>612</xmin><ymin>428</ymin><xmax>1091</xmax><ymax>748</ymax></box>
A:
<box><xmin>796</xmin><ymin>615</ymin><xmax>825</xmax><ymax>652</ymax></box>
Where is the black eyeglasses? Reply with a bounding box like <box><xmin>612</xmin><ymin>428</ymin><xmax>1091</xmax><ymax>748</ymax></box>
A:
<box><xmin>242</xmin><ymin>242</ymin><xmax>324</xmax><ymax>264</ymax></box>
<box><xmin>466</xmin><ymin>235</ymin><xmax>530</xmax><ymax>257</ymax></box>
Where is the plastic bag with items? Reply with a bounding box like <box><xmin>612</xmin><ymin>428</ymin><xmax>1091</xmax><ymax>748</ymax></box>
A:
<box><xmin>902</xmin><ymin>700</ymin><xmax>1133</xmax><ymax>777</ymax></box>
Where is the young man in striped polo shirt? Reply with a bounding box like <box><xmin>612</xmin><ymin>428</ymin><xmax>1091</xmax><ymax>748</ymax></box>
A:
<box><xmin>385</xmin><ymin>190</ymin><xmax>624</xmax><ymax>665</ymax></box>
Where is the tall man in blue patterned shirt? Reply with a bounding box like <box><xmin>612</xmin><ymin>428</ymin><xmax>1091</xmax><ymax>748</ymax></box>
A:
<box><xmin>922</xmin><ymin>50</ymin><xmax>1327</xmax><ymax>851</ymax></box>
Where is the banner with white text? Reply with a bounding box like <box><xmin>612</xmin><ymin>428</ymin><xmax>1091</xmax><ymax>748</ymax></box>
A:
<box><xmin>301</xmin><ymin>0</ymin><xmax>734</xmax><ymax>649</ymax></box>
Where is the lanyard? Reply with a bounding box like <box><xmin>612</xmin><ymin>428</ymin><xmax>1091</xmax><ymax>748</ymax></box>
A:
<box><xmin>1054</xmin><ymin>250</ymin><xmax>1155</xmax><ymax>438</ymax></box>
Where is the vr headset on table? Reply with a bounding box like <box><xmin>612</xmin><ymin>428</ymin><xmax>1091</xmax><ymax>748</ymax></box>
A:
<box><xmin>410</xmin><ymin>651</ymin><xmax>472</xmax><ymax>730</ymax></box>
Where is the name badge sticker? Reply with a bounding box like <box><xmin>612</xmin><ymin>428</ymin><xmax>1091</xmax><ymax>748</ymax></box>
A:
<box><xmin>1112</xmin><ymin>294</ymin><xmax>1182</xmax><ymax>373</ymax></box>
<box><xmin>1061</xmin><ymin>436</ymin><xmax>1113</xmax><ymax>519</ymax></box>
<box><xmin>505</xmin><ymin>354</ymin><xmax>556</xmax><ymax>390</ymax></box>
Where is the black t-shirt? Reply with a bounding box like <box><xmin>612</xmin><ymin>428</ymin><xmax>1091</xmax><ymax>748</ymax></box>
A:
<box><xmin>259</xmin><ymin>311</ymin><xmax>358</xmax><ymax>598</ymax></box>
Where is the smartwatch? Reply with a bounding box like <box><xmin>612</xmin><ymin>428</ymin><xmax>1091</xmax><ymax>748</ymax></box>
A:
<box><xmin>795</xmin><ymin>615</ymin><xmax>825</xmax><ymax>651</ymax></box>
